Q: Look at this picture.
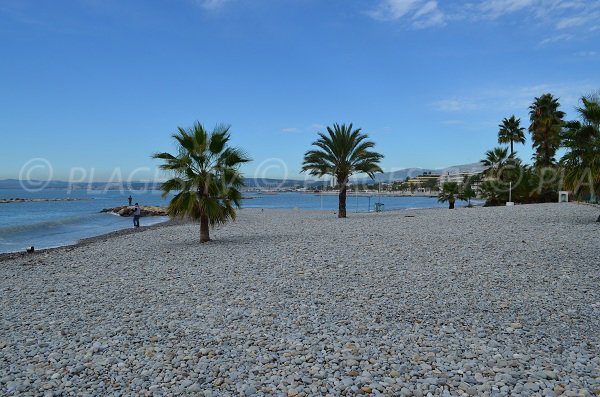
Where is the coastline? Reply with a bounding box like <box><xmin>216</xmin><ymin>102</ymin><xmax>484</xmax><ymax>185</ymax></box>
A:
<box><xmin>0</xmin><ymin>200</ymin><xmax>470</xmax><ymax>259</ymax></box>
<box><xmin>0</xmin><ymin>217</ymin><xmax>183</xmax><ymax>262</ymax></box>
<box><xmin>0</xmin><ymin>199</ymin><xmax>573</xmax><ymax>261</ymax></box>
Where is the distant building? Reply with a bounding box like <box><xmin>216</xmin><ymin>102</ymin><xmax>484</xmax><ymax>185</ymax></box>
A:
<box><xmin>438</xmin><ymin>171</ymin><xmax>480</xmax><ymax>185</ymax></box>
<box><xmin>403</xmin><ymin>173</ymin><xmax>441</xmax><ymax>193</ymax></box>
<box><xmin>406</xmin><ymin>173</ymin><xmax>441</xmax><ymax>187</ymax></box>
<box><xmin>392</xmin><ymin>170</ymin><xmax>483</xmax><ymax>192</ymax></box>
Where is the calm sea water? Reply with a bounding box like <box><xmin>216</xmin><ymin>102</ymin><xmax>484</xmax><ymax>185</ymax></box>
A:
<box><xmin>0</xmin><ymin>189</ymin><xmax>471</xmax><ymax>253</ymax></box>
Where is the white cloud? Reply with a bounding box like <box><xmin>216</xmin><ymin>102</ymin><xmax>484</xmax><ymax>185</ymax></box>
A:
<box><xmin>556</xmin><ymin>16</ymin><xmax>586</xmax><ymax>29</ymax></box>
<box><xmin>280</xmin><ymin>124</ymin><xmax>326</xmax><ymax>134</ymax></box>
<box><xmin>413</xmin><ymin>0</ymin><xmax>437</xmax><ymax>18</ymax></box>
<box><xmin>412</xmin><ymin>1</ymin><xmax>445</xmax><ymax>27</ymax></box>
<box><xmin>510</xmin><ymin>83</ymin><xmax>598</xmax><ymax>111</ymax></box>
<box><xmin>428</xmin><ymin>82</ymin><xmax>595</xmax><ymax>127</ymax></box>
<box><xmin>539</xmin><ymin>33</ymin><xmax>575</xmax><ymax>45</ymax></box>
<box><xmin>195</xmin><ymin>0</ymin><xmax>231</xmax><ymax>10</ymax></box>
<box><xmin>432</xmin><ymin>99</ymin><xmax>478</xmax><ymax>112</ymax></box>
<box><xmin>574</xmin><ymin>50</ymin><xmax>598</xmax><ymax>57</ymax></box>
<box><xmin>441</xmin><ymin>119</ymin><xmax>465</xmax><ymax>125</ymax></box>
<box><xmin>478</xmin><ymin>0</ymin><xmax>536</xmax><ymax>19</ymax></box>
<box><xmin>367</xmin><ymin>0</ymin><xmax>445</xmax><ymax>28</ymax></box>
<box><xmin>368</xmin><ymin>0</ymin><xmax>600</xmax><ymax>35</ymax></box>
<box><xmin>434</xmin><ymin>82</ymin><xmax>596</xmax><ymax>116</ymax></box>
<box><xmin>367</xmin><ymin>0</ymin><xmax>421</xmax><ymax>20</ymax></box>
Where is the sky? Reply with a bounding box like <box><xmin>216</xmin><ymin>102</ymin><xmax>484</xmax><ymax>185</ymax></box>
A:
<box><xmin>1</xmin><ymin>0</ymin><xmax>599</xmax><ymax>182</ymax></box>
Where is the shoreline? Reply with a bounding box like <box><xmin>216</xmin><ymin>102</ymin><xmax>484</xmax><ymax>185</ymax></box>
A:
<box><xmin>0</xmin><ymin>217</ymin><xmax>186</xmax><ymax>262</ymax></box>
<box><xmin>0</xmin><ymin>201</ymin><xmax>560</xmax><ymax>262</ymax></box>
<box><xmin>0</xmin><ymin>205</ymin><xmax>463</xmax><ymax>260</ymax></box>
<box><xmin>0</xmin><ymin>200</ymin><xmax>585</xmax><ymax>261</ymax></box>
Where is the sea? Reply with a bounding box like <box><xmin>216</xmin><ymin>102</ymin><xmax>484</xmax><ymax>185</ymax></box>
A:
<box><xmin>0</xmin><ymin>188</ymin><xmax>473</xmax><ymax>253</ymax></box>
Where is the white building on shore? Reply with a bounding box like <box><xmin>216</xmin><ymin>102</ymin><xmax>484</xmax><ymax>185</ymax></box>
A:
<box><xmin>438</xmin><ymin>171</ymin><xmax>480</xmax><ymax>185</ymax></box>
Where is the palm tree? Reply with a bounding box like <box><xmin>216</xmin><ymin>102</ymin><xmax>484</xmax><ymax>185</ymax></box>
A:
<box><xmin>152</xmin><ymin>122</ymin><xmax>251</xmax><ymax>243</ymax></box>
<box><xmin>560</xmin><ymin>95</ymin><xmax>600</xmax><ymax>205</ymax></box>
<box><xmin>498</xmin><ymin>115</ymin><xmax>526</xmax><ymax>156</ymax></box>
<box><xmin>438</xmin><ymin>182</ymin><xmax>460</xmax><ymax>209</ymax></box>
<box><xmin>302</xmin><ymin>123</ymin><xmax>383</xmax><ymax>218</ymax></box>
<box><xmin>481</xmin><ymin>147</ymin><xmax>514</xmax><ymax>179</ymax></box>
<box><xmin>510</xmin><ymin>165</ymin><xmax>540</xmax><ymax>204</ymax></box>
<box><xmin>479</xmin><ymin>180</ymin><xmax>503</xmax><ymax>206</ymax></box>
<box><xmin>459</xmin><ymin>185</ymin><xmax>476</xmax><ymax>207</ymax></box>
<box><xmin>481</xmin><ymin>147</ymin><xmax>524</xmax><ymax>205</ymax></box>
<box><xmin>529</xmin><ymin>93</ymin><xmax>565</xmax><ymax>168</ymax></box>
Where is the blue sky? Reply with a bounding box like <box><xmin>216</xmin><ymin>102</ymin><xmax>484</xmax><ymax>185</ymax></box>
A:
<box><xmin>1</xmin><ymin>0</ymin><xmax>599</xmax><ymax>182</ymax></box>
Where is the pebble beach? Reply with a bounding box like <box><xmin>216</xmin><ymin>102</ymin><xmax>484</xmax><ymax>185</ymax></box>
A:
<box><xmin>1</xmin><ymin>203</ymin><xmax>599</xmax><ymax>396</ymax></box>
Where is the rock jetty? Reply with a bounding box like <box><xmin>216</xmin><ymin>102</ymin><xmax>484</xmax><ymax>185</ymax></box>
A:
<box><xmin>101</xmin><ymin>205</ymin><xmax>168</xmax><ymax>217</ymax></box>
<box><xmin>0</xmin><ymin>198</ymin><xmax>85</xmax><ymax>204</ymax></box>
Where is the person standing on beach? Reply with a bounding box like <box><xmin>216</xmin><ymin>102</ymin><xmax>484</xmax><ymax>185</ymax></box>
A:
<box><xmin>133</xmin><ymin>203</ymin><xmax>141</xmax><ymax>228</ymax></box>
<box><xmin>128</xmin><ymin>195</ymin><xmax>133</xmax><ymax>206</ymax></box>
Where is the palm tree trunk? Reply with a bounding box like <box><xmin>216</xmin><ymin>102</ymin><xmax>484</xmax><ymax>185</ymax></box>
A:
<box><xmin>510</xmin><ymin>140</ymin><xmax>514</xmax><ymax>156</ymax></box>
<box><xmin>338</xmin><ymin>183</ymin><xmax>347</xmax><ymax>218</ymax></box>
<box><xmin>543</xmin><ymin>128</ymin><xmax>551</xmax><ymax>167</ymax></box>
<box><xmin>200</xmin><ymin>214</ymin><xmax>210</xmax><ymax>243</ymax></box>
<box><xmin>449</xmin><ymin>199</ymin><xmax>455</xmax><ymax>209</ymax></box>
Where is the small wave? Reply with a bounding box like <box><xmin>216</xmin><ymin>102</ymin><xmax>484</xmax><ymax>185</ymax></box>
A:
<box><xmin>0</xmin><ymin>213</ymin><xmax>103</xmax><ymax>236</ymax></box>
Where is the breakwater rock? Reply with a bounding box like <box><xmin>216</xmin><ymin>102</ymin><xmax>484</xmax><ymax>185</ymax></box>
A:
<box><xmin>0</xmin><ymin>198</ymin><xmax>85</xmax><ymax>204</ymax></box>
<box><xmin>101</xmin><ymin>205</ymin><xmax>168</xmax><ymax>217</ymax></box>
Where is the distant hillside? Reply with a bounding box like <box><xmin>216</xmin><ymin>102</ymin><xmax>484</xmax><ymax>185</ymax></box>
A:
<box><xmin>245</xmin><ymin>163</ymin><xmax>485</xmax><ymax>186</ymax></box>
<box><xmin>243</xmin><ymin>178</ymin><xmax>314</xmax><ymax>189</ymax></box>
<box><xmin>0</xmin><ymin>163</ymin><xmax>485</xmax><ymax>190</ymax></box>
<box><xmin>0</xmin><ymin>178</ymin><xmax>310</xmax><ymax>190</ymax></box>
<box><xmin>0</xmin><ymin>179</ymin><xmax>163</xmax><ymax>190</ymax></box>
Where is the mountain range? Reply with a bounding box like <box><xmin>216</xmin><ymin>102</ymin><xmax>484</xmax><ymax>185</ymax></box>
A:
<box><xmin>0</xmin><ymin>163</ymin><xmax>485</xmax><ymax>190</ymax></box>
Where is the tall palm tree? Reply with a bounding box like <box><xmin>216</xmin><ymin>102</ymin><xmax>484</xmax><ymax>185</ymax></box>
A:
<box><xmin>560</xmin><ymin>95</ymin><xmax>600</xmax><ymax>203</ymax></box>
<box><xmin>302</xmin><ymin>123</ymin><xmax>383</xmax><ymax>218</ymax></box>
<box><xmin>153</xmin><ymin>122</ymin><xmax>251</xmax><ymax>242</ymax></box>
<box><xmin>529</xmin><ymin>93</ymin><xmax>565</xmax><ymax>168</ymax></box>
<box><xmin>498</xmin><ymin>115</ymin><xmax>526</xmax><ymax>156</ymax></box>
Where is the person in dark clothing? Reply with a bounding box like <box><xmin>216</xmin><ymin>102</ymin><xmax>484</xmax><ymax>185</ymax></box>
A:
<box><xmin>133</xmin><ymin>203</ymin><xmax>141</xmax><ymax>228</ymax></box>
<box><xmin>128</xmin><ymin>195</ymin><xmax>133</xmax><ymax>206</ymax></box>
